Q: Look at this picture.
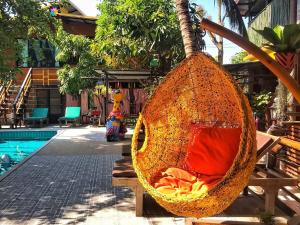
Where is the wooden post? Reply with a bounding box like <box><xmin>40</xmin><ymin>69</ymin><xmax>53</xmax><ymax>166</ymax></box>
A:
<box><xmin>105</xmin><ymin>71</ymin><xmax>109</xmax><ymax>123</ymax></box>
<box><xmin>295</xmin><ymin>54</ymin><xmax>300</xmax><ymax>120</ymax></box>
<box><xmin>290</xmin><ymin>0</ymin><xmax>297</xmax><ymax>24</ymax></box>
<box><xmin>135</xmin><ymin>185</ymin><xmax>144</xmax><ymax>217</ymax></box>
<box><xmin>264</xmin><ymin>188</ymin><xmax>278</xmax><ymax>214</ymax></box>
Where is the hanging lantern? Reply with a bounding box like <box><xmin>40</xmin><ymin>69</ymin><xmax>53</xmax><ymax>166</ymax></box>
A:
<box><xmin>150</xmin><ymin>54</ymin><xmax>160</xmax><ymax>68</ymax></box>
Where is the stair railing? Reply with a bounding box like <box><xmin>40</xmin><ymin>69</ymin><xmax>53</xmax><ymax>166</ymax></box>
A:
<box><xmin>0</xmin><ymin>80</ymin><xmax>13</xmax><ymax>107</ymax></box>
<box><xmin>13</xmin><ymin>68</ymin><xmax>32</xmax><ymax>124</ymax></box>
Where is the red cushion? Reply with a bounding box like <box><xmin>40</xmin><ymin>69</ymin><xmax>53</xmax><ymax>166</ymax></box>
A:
<box><xmin>185</xmin><ymin>126</ymin><xmax>242</xmax><ymax>177</ymax></box>
<box><xmin>91</xmin><ymin>110</ymin><xmax>100</xmax><ymax>116</ymax></box>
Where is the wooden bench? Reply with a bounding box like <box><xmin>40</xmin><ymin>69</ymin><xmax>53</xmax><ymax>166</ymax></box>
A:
<box><xmin>112</xmin><ymin>132</ymin><xmax>299</xmax><ymax>216</ymax></box>
<box><xmin>112</xmin><ymin>159</ymin><xmax>144</xmax><ymax>217</ymax></box>
<box><xmin>112</xmin><ymin>158</ymin><xmax>298</xmax><ymax>217</ymax></box>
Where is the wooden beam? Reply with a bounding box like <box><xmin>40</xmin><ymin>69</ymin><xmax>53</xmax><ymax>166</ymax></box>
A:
<box><xmin>248</xmin><ymin>177</ymin><xmax>298</xmax><ymax>187</ymax></box>
<box><xmin>200</xmin><ymin>19</ymin><xmax>300</xmax><ymax>104</ymax></box>
<box><xmin>185</xmin><ymin>216</ymin><xmax>288</xmax><ymax>225</ymax></box>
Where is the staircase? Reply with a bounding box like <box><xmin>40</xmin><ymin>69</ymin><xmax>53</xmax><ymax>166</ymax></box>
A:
<box><xmin>0</xmin><ymin>81</ymin><xmax>14</xmax><ymax>127</ymax></box>
<box><xmin>0</xmin><ymin>68</ymin><xmax>33</xmax><ymax>128</ymax></box>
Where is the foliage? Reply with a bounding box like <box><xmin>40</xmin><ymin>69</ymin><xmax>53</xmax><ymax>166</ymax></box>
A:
<box><xmin>254</xmin><ymin>24</ymin><xmax>300</xmax><ymax>53</ymax></box>
<box><xmin>93</xmin><ymin>84</ymin><xmax>112</xmax><ymax>119</ymax></box>
<box><xmin>206</xmin><ymin>0</ymin><xmax>247</xmax><ymax>64</ymax></box>
<box><xmin>54</xmin><ymin>26</ymin><xmax>100</xmax><ymax>96</ymax></box>
<box><xmin>189</xmin><ymin>3</ymin><xmax>206</xmax><ymax>51</ymax></box>
<box><xmin>259</xmin><ymin>211</ymin><xmax>275</xmax><ymax>225</ymax></box>
<box><xmin>250</xmin><ymin>91</ymin><xmax>273</xmax><ymax>117</ymax></box>
<box><xmin>94</xmin><ymin>84</ymin><xmax>112</xmax><ymax>96</ymax></box>
<box><xmin>141</xmin><ymin>76</ymin><xmax>164</xmax><ymax>96</ymax></box>
<box><xmin>230</xmin><ymin>51</ymin><xmax>248</xmax><ymax>64</ymax></box>
<box><xmin>214</xmin><ymin>0</ymin><xmax>248</xmax><ymax>38</ymax></box>
<box><xmin>0</xmin><ymin>0</ymin><xmax>60</xmax><ymax>82</ymax></box>
<box><xmin>94</xmin><ymin>0</ymin><xmax>184</xmax><ymax>71</ymax></box>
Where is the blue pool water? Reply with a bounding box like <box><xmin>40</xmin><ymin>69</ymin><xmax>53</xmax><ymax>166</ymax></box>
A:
<box><xmin>0</xmin><ymin>131</ymin><xmax>56</xmax><ymax>176</ymax></box>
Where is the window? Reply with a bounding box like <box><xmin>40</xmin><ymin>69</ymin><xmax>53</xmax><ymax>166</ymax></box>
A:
<box><xmin>17</xmin><ymin>39</ymin><xmax>60</xmax><ymax>68</ymax></box>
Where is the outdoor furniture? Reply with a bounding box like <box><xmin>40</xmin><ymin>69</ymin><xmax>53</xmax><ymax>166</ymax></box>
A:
<box><xmin>112</xmin><ymin>159</ymin><xmax>144</xmax><ymax>217</ymax></box>
<box><xmin>24</xmin><ymin>108</ymin><xmax>49</xmax><ymax>128</ymax></box>
<box><xmin>58</xmin><ymin>106</ymin><xmax>81</xmax><ymax>127</ymax></box>
<box><xmin>112</xmin><ymin>131</ymin><xmax>298</xmax><ymax>217</ymax></box>
<box><xmin>131</xmin><ymin>53</ymin><xmax>257</xmax><ymax>217</ymax></box>
<box><xmin>90</xmin><ymin>110</ymin><xmax>101</xmax><ymax>126</ymax></box>
<box><xmin>256</xmin><ymin>131</ymin><xmax>281</xmax><ymax>161</ymax></box>
<box><xmin>81</xmin><ymin>109</ymin><xmax>101</xmax><ymax>126</ymax></box>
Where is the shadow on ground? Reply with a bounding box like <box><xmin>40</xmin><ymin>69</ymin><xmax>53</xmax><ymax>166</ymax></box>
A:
<box><xmin>0</xmin><ymin>127</ymin><xmax>287</xmax><ymax>225</ymax></box>
<box><xmin>0</xmin><ymin>129</ymin><xmax>138</xmax><ymax>225</ymax></box>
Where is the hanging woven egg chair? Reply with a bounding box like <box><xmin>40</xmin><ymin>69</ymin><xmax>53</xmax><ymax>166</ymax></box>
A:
<box><xmin>131</xmin><ymin>52</ymin><xmax>257</xmax><ymax>218</ymax></box>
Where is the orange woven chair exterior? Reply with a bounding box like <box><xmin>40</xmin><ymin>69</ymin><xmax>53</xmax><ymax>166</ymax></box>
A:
<box><xmin>131</xmin><ymin>53</ymin><xmax>257</xmax><ymax>217</ymax></box>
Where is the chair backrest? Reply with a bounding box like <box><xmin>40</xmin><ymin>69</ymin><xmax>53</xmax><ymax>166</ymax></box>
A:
<box><xmin>256</xmin><ymin>131</ymin><xmax>281</xmax><ymax>161</ymax></box>
<box><xmin>91</xmin><ymin>110</ymin><xmax>100</xmax><ymax>117</ymax></box>
<box><xmin>65</xmin><ymin>107</ymin><xmax>81</xmax><ymax>118</ymax></box>
<box><xmin>32</xmin><ymin>108</ymin><xmax>48</xmax><ymax>118</ymax></box>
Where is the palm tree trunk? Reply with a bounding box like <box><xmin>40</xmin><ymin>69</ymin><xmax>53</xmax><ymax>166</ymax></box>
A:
<box><xmin>175</xmin><ymin>0</ymin><xmax>197</xmax><ymax>58</ymax></box>
<box><xmin>217</xmin><ymin>0</ymin><xmax>224</xmax><ymax>64</ymax></box>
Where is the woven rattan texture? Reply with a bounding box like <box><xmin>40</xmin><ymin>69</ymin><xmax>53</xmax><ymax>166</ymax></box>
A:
<box><xmin>132</xmin><ymin>53</ymin><xmax>257</xmax><ymax>217</ymax></box>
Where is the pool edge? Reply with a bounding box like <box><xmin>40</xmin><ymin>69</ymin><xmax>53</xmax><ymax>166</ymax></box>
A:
<box><xmin>0</xmin><ymin>130</ymin><xmax>64</xmax><ymax>182</ymax></box>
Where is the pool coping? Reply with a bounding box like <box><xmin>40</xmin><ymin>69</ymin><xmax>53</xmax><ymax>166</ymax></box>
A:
<box><xmin>0</xmin><ymin>129</ymin><xmax>64</xmax><ymax>182</ymax></box>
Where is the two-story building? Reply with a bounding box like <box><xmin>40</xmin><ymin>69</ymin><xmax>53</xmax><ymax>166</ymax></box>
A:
<box><xmin>1</xmin><ymin>2</ymin><xmax>150</xmax><ymax>125</ymax></box>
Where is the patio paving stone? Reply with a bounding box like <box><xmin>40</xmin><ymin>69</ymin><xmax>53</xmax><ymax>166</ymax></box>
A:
<box><xmin>0</xmin><ymin>127</ymin><xmax>184</xmax><ymax>225</ymax></box>
<box><xmin>0</xmin><ymin>126</ymin><xmax>289</xmax><ymax>224</ymax></box>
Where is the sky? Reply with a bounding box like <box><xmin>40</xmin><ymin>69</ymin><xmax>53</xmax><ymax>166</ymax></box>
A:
<box><xmin>70</xmin><ymin>0</ymin><xmax>243</xmax><ymax>64</ymax></box>
<box><xmin>69</xmin><ymin>0</ymin><xmax>100</xmax><ymax>16</ymax></box>
<box><xmin>192</xmin><ymin>0</ymin><xmax>243</xmax><ymax>64</ymax></box>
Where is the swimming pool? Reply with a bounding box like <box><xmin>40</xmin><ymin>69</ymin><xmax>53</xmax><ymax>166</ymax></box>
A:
<box><xmin>0</xmin><ymin>131</ymin><xmax>57</xmax><ymax>176</ymax></box>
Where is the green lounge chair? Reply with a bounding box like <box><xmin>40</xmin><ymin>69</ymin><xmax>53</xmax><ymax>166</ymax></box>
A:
<box><xmin>58</xmin><ymin>106</ymin><xmax>81</xmax><ymax>127</ymax></box>
<box><xmin>24</xmin><ymin>108</ymin><xmax>49</xmax><ymax>128</ymax></box>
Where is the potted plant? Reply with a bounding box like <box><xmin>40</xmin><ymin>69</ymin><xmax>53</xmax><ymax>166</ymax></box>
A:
<box><xmin>258</xmin><ymin>211</ymin><xmax>275</xmax><ymax>225</ymax></box>
<box><xmin>254</xmin><ymin>24</ymin><xmax>300</xmax><ymax>71</ymax></box>
<box><xmin>249</xmin><ymin>91</ymin><xmax>273</xmax><ymax>131</ymax></box>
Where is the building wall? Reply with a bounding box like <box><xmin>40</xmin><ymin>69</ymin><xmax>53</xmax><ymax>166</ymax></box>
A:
<box><xmin>32</xmin><ymin>68</ymin><xmax>58</xmax><ymax>86</ymax></box>
<box><xmin>16</xmin><ymin>68</ymin><xmax>59</xmax><ymax>86</ymax></box>
<box><xmin>62</xmin><ymin>21</ymin><xmax>96</xmax><ymax>37</ymax></box>
<box><xmin>248</xmin><ymin>0</ymin><xmax>290</xmax><ymax>46</ymax></box>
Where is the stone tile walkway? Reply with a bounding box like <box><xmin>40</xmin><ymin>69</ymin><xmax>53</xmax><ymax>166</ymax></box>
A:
<box><xmin>0</xmin><ymin>127</ymin><xmax>287</xmax><ymax>225</ymax></box>
<box><xmin>0</xmin><ymin>127</ymin><xmax>183</xmax><ymax>225</ymax></box>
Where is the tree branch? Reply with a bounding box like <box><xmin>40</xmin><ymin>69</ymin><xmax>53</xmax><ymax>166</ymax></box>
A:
<box><xmin>207</xmin><ymin>31</ymin><xmax>222</xmax><ymax>50</ymax></box>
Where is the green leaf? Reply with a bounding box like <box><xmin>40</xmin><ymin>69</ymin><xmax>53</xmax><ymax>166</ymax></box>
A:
<box><xmin>284</xmin><ymin>24</ymin><xmax>300</xmax><ymax>50</ymax></box>
<box><xmin>253</xmin><ymin>27</ymin><xmax>281</xmax><ymax>45</ymax></box>
<box><xmin>283</xmin><ymin>24</ymin><xmax>298</xmax><ymax>43</ymax></box>
<box><xmin>273</xmin><ymin>25</ymin><xmax>284</xmax><ymax>42</ymax></box>
<box><xmin>275</xmin><ymin>43</ymin><xmax>289</xmax><ymax>52</ymax></box>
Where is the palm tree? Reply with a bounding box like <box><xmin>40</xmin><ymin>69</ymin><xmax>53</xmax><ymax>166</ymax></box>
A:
<box><xmin>176</xmin><ymin>0</ymin><xmax>247</xmax><ymax>62</ymax></box>
<box><xmin>217</xmin><ymin>0</ymin><xmax>224</xmax><ymax>63</ymax></box>
<box><xmin>175</xmin><ymin>0</ymin><xmax>197</xmax><ymax>58</ymax></box>
<box><xmin>214</xmin><ymin>0</ymin><xmax>248</xmax><ymax>63</ymax></box>
<box><xmin>219</xmin><ymin>0</ymin><xmax>248</xmax><ymax>37</ymax></box>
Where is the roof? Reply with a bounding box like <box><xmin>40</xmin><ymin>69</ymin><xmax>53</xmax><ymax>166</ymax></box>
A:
<box><xmin>57</xmin><ymin>13</ymin><xmax>97</xmax><ymax>24</ymax></box>
<box><xmin>235</xmin><ymin>0</ymin><xmax>273</xmax><ymax>17</ymax></box>
<box><xmin>224</xmin><ymin>61</ymin><xmax>274</xmax><ymax>79</ymax></box>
